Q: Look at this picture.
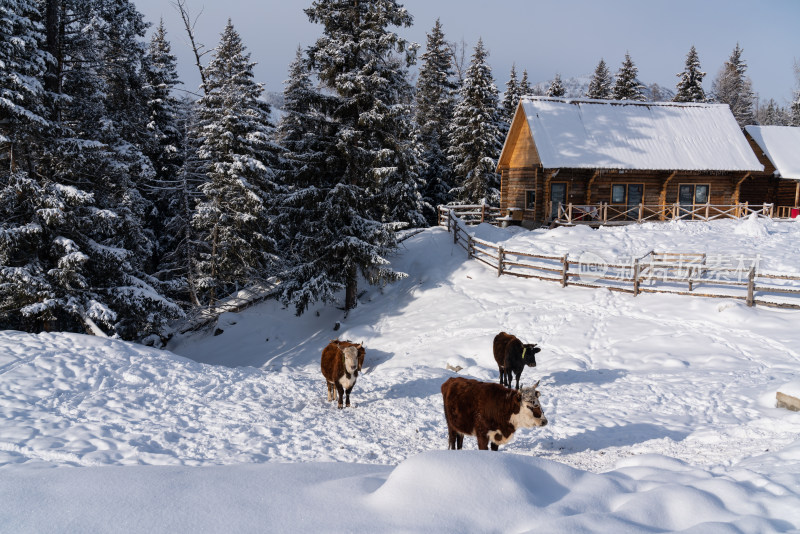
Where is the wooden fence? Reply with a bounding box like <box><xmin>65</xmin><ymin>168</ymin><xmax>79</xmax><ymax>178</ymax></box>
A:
<box><xmin>445</xmin><ymin>211</ymin><xmax>800</xmax><ymax>310</ymax></box>
<box><xmin>438</xmin><ymin>204</ymin><xmax>502</xmax><ymax>226</ymax></box>
<box><xmin>556</xmin><ymin>202</ymin><xmax>775</xmax><ymax>225</ymax></box>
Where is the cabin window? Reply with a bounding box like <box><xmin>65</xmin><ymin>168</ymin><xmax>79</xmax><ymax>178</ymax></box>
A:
<box><xmin>611</xmin><ymin>184</ymin><xmax>626</xmax><ymax>204</ymax></box>
<box><xmin>678</xmin><ymin>184</ymin><xmax>710</xmax><ymax>218</ymax></box>
<box><xmin>611</xmin><ymin>183</ymin><xmax>644</xmax><ymax>220</ymax></box>
<box><xmin>525</xmin><ymin>190</ymin><xmax>536</xmax><ymax>210</ymax></box>
<box><xmin>611</xmin><ymin>183</ymin><xmax>644</xmax><ymax>205</ymax></box>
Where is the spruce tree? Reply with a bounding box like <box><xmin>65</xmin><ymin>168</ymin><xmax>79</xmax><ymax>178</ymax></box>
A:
<box><xmin>275</xmin><ymin>48</ymin><xmax>342</xmax><ymax>314</ymax></box>
<box><xmin>586</xmin><ymin>58</ymin><xmax>613</xmax><ymax>99</ymax></box>
<box><xmin>547</xmin><ymin>73</ymin><xmax>566</xmax><ymax>97</ymax></box>
<box><xmin>712</xmin><ymin>44</ymin><xmax>755</xmax><ymax>127</ymax></box>
<box><xmin>501</xmin><ymin>63</ymin><xmax>521</xmax><ymax>125</ymax></box>
<box><xmin>0</xmin><ymin>0</ymin><xmax>50</xmax><ymax>171</ymax></box>
<box><xmin>191</xmin><ymin>20</ymin><xmax>281</xmax><ymax>306</ymax></box>
<box><xmin>283</xmin><ymin>0</ymin><xmax>417</xmax><ymax>312</ymax></box>
<box><xmin>757</xmin><ymin>99</ymin><xmax>790</xmax><ymax>126</ymax></box>
<box><xmin>519</xmin><ymin>69</ymin><xmax>533</xmax><ymax>97</ymax></box>
<box><xmin>674</xmin><ymin>46</ymin><xmax>706</xmax><ymax>103</ymax></box>
<box><xmin>143</xmin><ymin>20</ymin><xmax>184</xmax><ymax>186</ymax></box>
<box><xmin>2</xmin><ymin>0</ymin><xmax>183</xmax><ymax>339</ymax></box>
<box><xmin>448</xmin><ymin>38</ymin><xmax>503</xmax><ymax>205</ymax></box>
<box><xmin>613</xmin><ymin>53</ymin><xmax>646</xmax><ymax>101</ymax></box>
<box><xmin>141</xmin><ymin>20</ymin><xmax>190</xmax><ymax>296</ymax></box>
<box><xmin>414</xmin><ymin>19</ymin><xmax>457</xmax><ymax>223</ymax></box>
<box><xmin>792</xmin><ymin>60</ymin><xmax>800</xmax><ymax>126</ymax></box>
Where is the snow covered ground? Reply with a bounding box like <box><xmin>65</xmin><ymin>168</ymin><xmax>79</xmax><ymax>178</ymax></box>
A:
<box><xmin>3</xmin><ymin>219</ymin><xmax>800</xmax><ymax>532</ymax></box>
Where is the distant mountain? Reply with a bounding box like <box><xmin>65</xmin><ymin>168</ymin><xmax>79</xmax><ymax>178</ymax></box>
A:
<box><xmin>530</xmin><ymin>75</ymin><xmax>676</xmax><ymax>102</ymax></box>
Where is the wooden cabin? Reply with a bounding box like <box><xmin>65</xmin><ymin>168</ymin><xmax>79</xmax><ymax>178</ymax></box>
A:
<box><xmin>743</xmin><ymin>125</ymin><xmax>800</xmax><ymax>218</ymax></box>
<box><xmin>497</xmin><ymin>97</ymin><xmax>765</xmax><ymax>226</ymax></box>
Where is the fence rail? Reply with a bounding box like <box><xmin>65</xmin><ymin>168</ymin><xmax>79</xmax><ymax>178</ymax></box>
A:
<box><xmin>438</xmin><ymin>204</ymin><xmax>502</xmax><ymax>226</ymax></box>
<box><xmin>556</xmin><ymin>202</ymin><xmax>775</xmax><ymax>225</ymax></box>
<box><xmin>445</xmin><ymin>211</ymin><xmax>800</xmax><ymax>309</ymax></box>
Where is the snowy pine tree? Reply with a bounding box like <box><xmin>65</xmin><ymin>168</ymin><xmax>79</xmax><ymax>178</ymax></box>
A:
<box><xmin>586</xmin><ymin>58</ymin><xmax>613</xmax><ymax>99</ymax></box>
<box><xmin>613</xmin><ymin>53</ymin><xmax>646</xmax><ymax>101</ymax></box>
<box><xmin>1</xmin><ymin>0</ymin><xmax>183</xmax><ymax>339</ymax></box>
<box><xmin>448</xmin><ymin>38</ymin><xmax>503</xmax><ymax>205</ymax></box>
<box><xmin>141</xmin><ymin>20</ymin><xmax>189</xmax><ymax>285</ymax></box>
<box><xmin>547</xmin><ymin>73</ymin><xmax>566</xmax><ymax>97</ymax></box>
<box><xmin>519</xmin><ymin>69</ymin><xmax>533</xmax><ymax>97</ymax></box>
<box><xmin>280</xmin><ymin>0</ymin><xmax>416</xmax><ymax>312</ymax></box>
<box><xmin>712</xmin><ymin>44</ymin><xmax>755</xmax><ymax>127</ymax></box>
<box><xmin>143</xmin><ymin>20</ymin><xmax>184</xmax><ymax>187</ymax></box>
<box><xmin>414</xmin><ymin>19</ymin><xmax>457</xmax><ymax>221</ymax></box>
<box><xmin>790</xmin><ymin>60</ymin><xmax>800</xmax><ymax>127</ymax></box>
<box><xmin>674</xmin><ymin>46</ymin><xmax>706</xmax><ymax>103</ymax></box>
<box><xmin>500</xmin><ymin>63</ymin><xmax>521</xmax><ymax>125</ymax></box>
<box><xmin>140</xmin><ymin>23</ymin><xmax>198</xmax><ymax>306</ymax></box>
<box><xmin>190</xmin><ymin>20</ymin><xmax>281</xmax><ymax>306</ymax></box>
<box><xmin>0</xmin><ymin>0</ymin><xmax>49</xmax><ymax>171</ymax></box>
<box><xmin>756</xmin><ymin>99</ymin><xmax>790</xmax><ymax>126</ymax></box>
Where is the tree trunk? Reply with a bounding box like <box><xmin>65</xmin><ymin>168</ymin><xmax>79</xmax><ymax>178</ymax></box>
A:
<box><xmin>345</xmin><ymin>264</ymin><xmax>358</xmax><ymax>310</ymax></box>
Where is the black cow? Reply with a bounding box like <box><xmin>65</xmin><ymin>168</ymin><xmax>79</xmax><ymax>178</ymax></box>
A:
<box><xmin>493</xmin><ymin>332</ymin><xmax>541</xmax><ymax>390</ymax></box>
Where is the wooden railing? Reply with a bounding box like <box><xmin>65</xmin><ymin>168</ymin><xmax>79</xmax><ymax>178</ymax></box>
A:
<box><xmin>445</xmin><ymin>210</ymin><xmax>800</xmax><ymax>309</ymax></box>
<box><xmin>775</xmin><ymin>206</ymin><xmax>800</xmax><ymax>219</ymax></box>
<box><xmin>438</xmin><ymin>204</ymin><xmax>501</xmax><ymax>226</ymax></box>
<box><xmin>556</xmin><ymin>202</ymin><xmax>774</xmax><ymax>225</ymax></box>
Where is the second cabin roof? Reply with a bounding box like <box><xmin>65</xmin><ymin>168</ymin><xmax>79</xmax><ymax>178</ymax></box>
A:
<box><xmin>499</xmin><ymin>96</ymin><xmax>764</xmax><ymax>173</ymax></box>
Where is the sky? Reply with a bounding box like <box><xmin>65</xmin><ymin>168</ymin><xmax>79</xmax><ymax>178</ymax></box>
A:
<box><xmin>137</xmin><ymin>1</ymin><xmax>799</xmax><ymax>104</ymax></box>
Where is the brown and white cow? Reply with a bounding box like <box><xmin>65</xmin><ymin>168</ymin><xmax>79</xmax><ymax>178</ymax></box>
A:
<box><xmin>493</xmin><ymin>331</ymin><xmax>541</xmax><ymax>390</ymax></box>
<box><xmin>441</xmin><ymin>377</ymin><xmax>547</xmax><ymax>451</ymax></box>
<box><xmin>321</xmin><ymin>342</ymin><xmax>360</xmax><ymax>408</ymax></box>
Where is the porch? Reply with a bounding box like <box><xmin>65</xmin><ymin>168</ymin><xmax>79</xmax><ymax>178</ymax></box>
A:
<box><xmin>554</xmin><ymin>202</ymin><xmax>778</xmax><ymax>226</ymax></box>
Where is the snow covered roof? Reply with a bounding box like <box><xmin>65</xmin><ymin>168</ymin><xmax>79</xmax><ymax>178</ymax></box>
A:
<box><xmin>744</xmin><ymin>125</ymin><xmax>800</xmax><ymax>180</ymax></box>
<box><xmin>504</xmin><ymin>97</ymin><xmax>763</xmax><ymax>172</ymax></box>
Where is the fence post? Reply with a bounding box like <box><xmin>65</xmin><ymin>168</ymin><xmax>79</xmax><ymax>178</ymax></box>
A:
<box><xmin>467</xmin><ymin>235</ymin><xmax>473</xmax><ymax>258</ymax></box>
<box><xmin>746</xmin><ymin>267</ymin><xmax>755</xmax><ymax>307</ymax></box>
<box><xmin>705</xmin><ymin>203</ymin><xmax>710</xmax><ymax>220</ymax></box>
<box><xmin>481</xmin><ymin>204</ymin><xmax>486</xmax><ymax>223</ymax></box>
<box><xmin>673</xmin><ymin>203</ymin><xmax>679</xmax><ymax>221</ymax></box>
<box><xmin>561</xmin><ymin>254</ymin><xmax>569</xmax><ymax>287</ymax></box>
<box><xmin>639</xmin><ymin>203</ymin><xmax>644</xmax><ymax>223</ymax></box>
<box><xmin>633</xmin><ymin>259</ymin><xmax>640</xmax><ymax>296</ymax></box>
<box><xmin>497</xmin><ymin>246</ymin><xmax>504</xmax><ymax>277</ymax></box>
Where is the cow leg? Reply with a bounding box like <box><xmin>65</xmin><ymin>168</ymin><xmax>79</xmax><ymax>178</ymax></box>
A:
<box><xmin>447</xmin><ymin>428</ymin><xmax>457</xmax><ymax>450</ymax></box>
<box><xmin>344</xmin><ymin>385</ymin><xmax>353</xmax><ymax>407</ymax></box>
<box><xmin>335</xmin><ymin>383</ymin><xmax>345</xmax><ymax>409</ymax></box>
<box><xmin>456</xmin><ymin>433</ymin><xmax>463</xmax><ymax>450</ymax></box>
<box><xmin>326</xmin><ymin>382</ymin><xmax>334</xmax><ymax>402</ymax></box>
<box><xmin>514</xmin><ymin>371</ymin><xmax>521</xmax><ymax>390</ymax></box>
<box><xmin>476</xmin><ymin>433</ymin><xmax>490</xmax><ymax>450</ymax></box>
<box><xmin>498</xmin><ymin>366</ymin><xmax>504</xmax><ymax>385</ymax></box>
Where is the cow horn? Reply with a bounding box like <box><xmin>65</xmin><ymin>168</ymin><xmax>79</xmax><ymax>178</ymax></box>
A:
<box><xmin>534</xmin><ymin>380</ymin><xmax>540</xmax><ymax>388</ymax></box>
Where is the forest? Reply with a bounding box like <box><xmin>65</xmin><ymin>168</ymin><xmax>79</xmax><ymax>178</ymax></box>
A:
<box><xmin>2</xmin><ymin>0</ymin><xmax>799</xmax><ymax>341</ymax></box>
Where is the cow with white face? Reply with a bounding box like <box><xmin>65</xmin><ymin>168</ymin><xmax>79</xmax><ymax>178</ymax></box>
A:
<box><xmin>441</xmin><ymin>377</ymin><xmax>547</xmax><ymax>451</ymax></box>
<box><xmin>321</xmin><ymin>343</ymin><xmax>360</xmax><ymax>408</ymax></box>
